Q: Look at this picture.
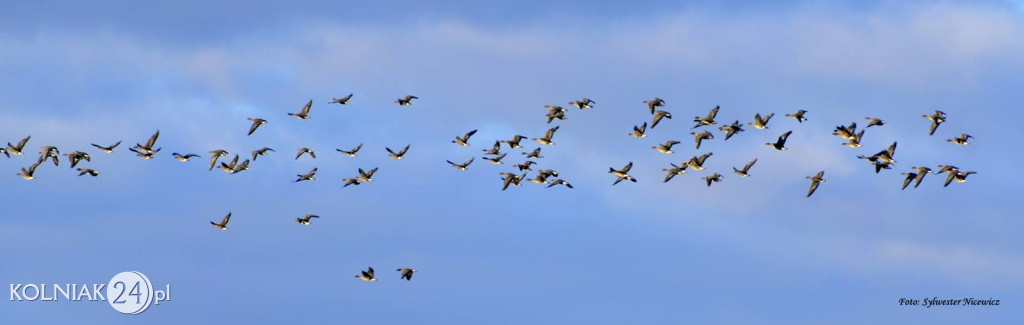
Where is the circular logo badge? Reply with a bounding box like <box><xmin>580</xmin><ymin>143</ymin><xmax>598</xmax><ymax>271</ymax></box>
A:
<box><xmin>107</xmin><ymin>271</ymin><xmax>154</xmax><ymax>314</ymax></box>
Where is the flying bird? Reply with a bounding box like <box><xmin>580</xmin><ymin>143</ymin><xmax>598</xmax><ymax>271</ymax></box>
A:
<box><xmin>500</xmin><ymin>136</ymin><xmax>528</xmax><ymax>149</ymax></box>
<box><xmin>864</xmin><ymin>117</ymin><xmax>886</xmax><ymax>128</ymax></box>
<box><xmin>172</xmin><ymin>153</ymin><xmax>200</xmax><ymax>162</ymax></box>
<box><xmin>7</xmin><ymin>135</ymin><xmax>30</xmax><ymax>155</ymax></box>
<box><xmin>397</xmin><ymin>268</ymin><xmax>417</xmax><ymax>281</ymax></box>
<box><xmin>718</xmin><ymin>121</ymin><xmax>744</xmax><ymax>140</ymax></box>
<box><xmin>832</xmin><ymin>122</ymin><xmax>858</xmax><ymax>140</ymax></box>
<box><xmin>900</xmin><ymin>172</ymin><xmax>916</xmax><ymax>190</ymax></box>
<box><xmin>765</xmin><ymin>131</ymin><xmax>793</xmax><ymax>151</ymax></box>
<box><xmin>702</xmin><ymin>173</ymin><xmax>723</xmax><ymax>187</ymax></box>
<box><xmin>662</xmin><ymin>163</ymin><xmax>687</xmax><ymax>182</ymax></box>
<box><xmin>63</xmin><ymin>151</ymin><xmax>91</xmax><ymax>168</ymax></box>
<box><xmin>500</xmin><ymin>172</ymin><xmax>526</xmax><ymax>190</ymax></box>
<box><xmin>387</xmin><ymin>145</ymin><xmax>410</xmax><ymax>160</ymax></box>
<box><xmin>805</xmin><ymin>171</ymin><xmax>826</xmax><ymax>197</ymax></box>
<box><xmin>217</xmin><ymin>154</ymin><xmax>240</xmax><ymax>173</ymax></box>
<box><xmin>690</xmin><ymin>131</ymin><xmax>714</xmax><ymax>150</ymax></box>
<box><xmin>944</xmin><ymin>170</ymin><xmax>977</xmax><ymax>187</ymax></box>
<box><xmin>644</xmin><ymin>97</ymin><xmax>665</xmax><ymax>114</ymax></box>
<box><xmin>533</xmin><ymin>126</ymin><xmax>559</xmax><ymax>145</ymax></box>
<box><xmin>329</xmin><ymin>93</ymin><xmax>353</xmax><ymax>105</ymax></box>
<box><xmin>922</xmin><ymin>110</ymin><xmax>947</xmax><ymax>135</ymax></box>
<box><xmin>785</xmin><ymin>110</ymin><xmax>808</xmax><ymax>123</ymax></box>
<box><xmin>523</xmin><ymin>147</ymin><xmax>543</xmax><ymax>159</ymax></box>
<box><xmin>341</xmin><ymin>177</ymin><xmax>362</xmax><ymax>187</ymax></box>
<box><xmin>246</xmin><ymin>118</ymin><xmax>267</xmax><ymax>136</ymax></box>
<box><xmin>547</xmin><ymin>179</ymin><xmax>573</xmax><ymax>188</ymax></box>
<box><xmin>653</xmin><ymin>140</ymin><xmax>681</xmax><ymax>154</ymax></box>
<box><xmin>39</xmin><ymin>146</ymin><xmax>60</xmax><ymax>166</ymax></box>
<box><xmin>208</xmin><ymin>150</ymin><xmax>229</xmax><ymax>171</ymax></box>
<box><xmin>356</xmin><ymin>267</ymin><xmax>377</xmax><ymax>281</ymax></box>
<box><xmin>732</xmin><ymin>159</ymin><xmax>758</xmax><ymax>177</ymax></box>
<box><xmin>651</xmin><ymin>110</ymin><xmax>672</xmax><ymax>129</ymax></box>
<box><xmin>337</xmin><ymin>144</ymin><xmax>363</xmax><ymax>157</ymax></box>
<box><xmin>447</xmin><ymin>158</ymin><xmax>474</xmax><ymax>171</ymax></box>
<box><xmin>395</xmin><ymin>95</ymin><xmax>418</xmax><ymax>106</ymax></box>
<box><xmin>693</xmin><ymin>105</ymin><xmax>720</xmax><ymax>129</ymax></box>
<box><xmin>210</xmin><ymin>212</ymin><xmax>232</xmax><ymax>230</ymax></box>
<box><xmin>452</xmin><ymin>129</ymin><xmax>478</xmax><ymax>146</ymax></box>
<box><xmin>90</xmin><ymin>140</ymin><xmax>121</xmax><ymax>153</ymax></box>
<box><xmin>609</xmin><ymin>162</ymin><xmax>637</xmax><ymax>185</ymax></box>
<box><xmin>288</xmin><ymin>100</ymin><xmax>313</xmax><ymax>119</ymax></box>
<box><xmin>910</xmin><ymin>166</ymin><xmax>932</xmax><ymax>188</ymax></box>
<box><xmin>482</xmin><ymin>141</ymin><xmax>502</xmax><ymax>155</ymax></box>
<box><xmin>545</xmin><ymin>105</ymin><xmax>568</xmax><ymax>123</ymax></box>
<box><xmin>295</xmin><ymin>214</ymin><xmax>320</xmax><ymax>225</ymax></box>
<box><xmin>132</xmin><ymin>130</ymin><xmax>160</xmax><ymax>154</ymax></box>
<box><xmin>483</xmin><ymin>153</ymin><xmax>507</xmax><ymax>164</ymax></box>
<box><xmin>129</xmin><ymin>147</ymin><xmax>159</xmax><ymax>159</ymax></box>
<box><xmin>946</xmin><ymin>134</ymin><xmax>973</xmax><ymax>146</ymax></box>
<box><xmin>295</xmin><ymin>147</ymin><xmax>316</xmax><ymax>160</ymax></box>
<box><xmin>841</xmin><ymin>130</ymin><xmax>865</xmax><ymax>148</ymax></box>
<box><xmin>569</xmin><ymin>98</ymin><xmax>595</xmax><ymax>109</ymax></box>
<box><xmin>747</xmin><ymin>113</ymin><xmax>774</xmax><ymax>130</ymax></box>
<box><xmin>77</xmin><ymin>168</ymin><xmax>99</xmax><ymax>177</ymax></box>
<box><xmin>686</xmin><ymin>153</ymin><xmax>713</xmax><ymax>171</ymax></box>
<box><xmin>513</xmin><ymin>160</ymin><xmax>536</xmax><ymax>171</ymax></box>
<box><xmin>357</xmin><ymin>167</ymin><xmax>378</xmax><ymax>182</ymax></box>
<box><xmin>17</xmin><ymin>161</ymin><xmax>42</xmax><ymax>180</ymax></box>
<box><xmin>294</xmin><ymin>167</ymin><xmax>317</xmax><ymax>182</ymax></box>
<box><xmin>627</xmin><ymin>122</ymin><xmax>648</xmax><ymax>138</ymax></box>
<box><xmin>251</xmin><ymin>147</ymin><xmax>275</xmax><ymax>160</ymax></box>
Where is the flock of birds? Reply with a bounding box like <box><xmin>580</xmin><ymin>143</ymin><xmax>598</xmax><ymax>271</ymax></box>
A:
<box><xmin>4</xmin><ymin>94</ymin><xmax>975</xmax><ymax>282</ymax></box>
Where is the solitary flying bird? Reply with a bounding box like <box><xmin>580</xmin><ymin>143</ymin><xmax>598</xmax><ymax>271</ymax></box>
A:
<box><xmin>662</xmin><ymin>163</ymin><xmax>687</xmax><ymax>183</ymax></box>
<box><xmin>627</xmin><ymin>122</ymin><xmax>648</xmax><ymax>138</ymax></box>
<box><xmin>90</xmin><ymin>140</ymin><xmax>120</xmax><ymax>153</ymax></box>
<box><xmin>172</xmin><ymin>153</ymin><xmax>200</xmax><ymax>162</ymax></box>
<box><xmin>690</xmin><ymin>131</ymin><xmax>714</xmax><ymax>150</ymax></box>
<box><xmin>483</xmin><ymin>153</ymin><xmax>507</xmax><ymax>164</ymax></box>
<box><xmin>77</xmin><ymin>168</ymin><xmax>99</xmax><ymax>177</ymax></box>
<box><xmin>357</xmin><ymin>167</ymin><xmax>378</xmax><ymax>182</ymax></box>
<box><xmin>397</xmin><ymin>268</ymin><xmax>417</xmax><ymax>281</ymax></box>
<box><xmin>922</xmin><ymin>110</ymin><xmax>947</xmax><ymax>135</ymax></box>
<box><xmin>294</xmin><ymin>167</ymin><xmax>317</xmax><ymax>182</ymax></box>
<box><xmin>686</xmin><ymin>153</ymin><xmax>713</xmax><ymax>171</ymax></box>
<box><xmin>644</xmin><ymin>97</ymin><xmax>665</xmax><ymax>114</ymax></box>
<box><xmin>718</xmin><ymin>120</ymin><xmax>745</xmax><ymax>140</ymax></box>
<box><xmin>653</xmin><ymin>140</ymin><xmax>681</xmax><ymax>154</ymax></box>
<box><xmin>329</xmin><ymin>93</ymin><xmax>353</xmax><ymax>105</ymax></box>
<box><xmin>294</xmin><ymin>214</ymin><xmax>320</xmax><ymax>225</ymax></box>
<box><xmin>208</xmin><ymin>149</ymin><xmax>229</xmax><ymax>171</ymax></box>
<box><xmin>295</xmin><ymin>147</ymin><xmax>316</xmax><ymax>160</ymax></box>
<box><xmin>651</xmin><ymin>110</ymin><xmax>672</xmax><ymax>129</ymax></box>
<box><xmin>785</xmin><ymin>110</ymin><xmax>808</xmax><ymax>123</ymax></box>
<box><xmin>395</xmin><ymin>95</ymin><xmax>418</xmax><ymax>106</ymax></box>
<box><xmin>946</xmin><ymin>134</ymin><xmax>973</xmax><ymax>146</ymax></box>
<box><xmin>732</xmin><ymin>159</ymin><xmax>758</xmax><ymax>177</ymax></box>
<box><xmin>523</xmin><ymin>147</ymin><xmax>543</xmax><ymax>158</ymax></box>
<box><xmin>7</xmin><ymin>135</ymin><xmax>31</xmax><ymax>155</ymax></box>
<box><xmin>765</xmin><ymin>131</ymin><xmax>793</xmax><ymax>150</ymax></box>
<box><xmin>533</xmin><ymin>126</ymin><xmax>559</xmax><ymax>145</ymax></box>
<box><xmin>900</xmin><ymin>172</ymin><xmax>917</xmax><ymax>190</ymax></box>
<box><xmin>864</xmin><ymin>117</ymin><xmax>886</xmax><ymax>128</ymax></box>
<box><xmin>133</xmin><ymin>130</ymin><xmax>160</xmax><ymax>154</ymax></box>
<box><xmin>288</xmin><ymin>100</ymin><xmax>313</xmax><ymax>119</ymax></box>
<box><xmin>482</xmin><ymin>141</ymin><xmax>502</xmax><ymax>155</ymax></box>
<box><xmin>356</xmin><ymin>267</ymin><xmax>377</xmax><ymax>281</ymax></box>
<box><xmin>17</xmin><ymin>161</ymin><xmax>42</xmax><ymax>180</ymax></box>
<box><xmin>569</xmin><ymin>98</ymin><xmax>595</xmax><ymax>109</ymax></box>
<box><xmin>805</xmin><ymin>171</ymin><xmax>826</xmax><ymax>197</ymax></box>
<box><xmin>337</xmin><ymin>144</ymin><xmax>362</xmax><ymax>157</ymax></box>
<box><xmin>210</xmin><ymin>212</ymin><xmax>232</xmax><ymax>230</ymax></box>
<box><xmin>447</xmin><ymin>157</ymin><xmax>474</xmax><ymax>171</ymax></box>
<box><xmin>251</xmin><ymin>147</ymin><xmax>275</xmax><ymax>160</ymax></box>
<box><xmin>609</xmin><ymin>162</ymin><xmax>637</xmax><ymax>185</ymax></box>
<box><xmin>387</xmin><ymin>145</ymin><xmax>410</xmax><ymax>160</ymax></box>
<box><xmin>693</xmin><ymin>105</ymin><xmax>720</xmax><ymax>129</ymax></box>
<box><xmin>747</xmin><ymin>113</ymin><xmax>774</xmax><ymax>130</ymax></box>
<box><xmin>702</xmin><ymin>173</ymin><xmax>723</xmax><ymax>187</ymax></box>
<box><xmin>500</xmin><ymin>135</ymin><xmax>528</xmax><ymax>149</ymax></box>
<box><xmin>246</xmin><ymin>118</ymin><xmax>267</xmax><ymax>136</ymax></box>
<box><xmin>452</xmin><ymin>130</ymin><xmax>478</xmax><ymax>146</ymax></box>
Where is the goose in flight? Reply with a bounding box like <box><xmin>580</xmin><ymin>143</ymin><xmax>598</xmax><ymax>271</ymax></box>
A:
<box><xmin>651</xmin><ymin>110</ymin><xmax>672</xmax><ymax>129</ymax></box>
<box><xmin>922</xmin><ymin>110</ymin><xmax>946</xmax><ymax>135</ymax></box>
<box><xmin>500</xmin><ymin>135</ymin><xmax>528</xmax><ymax>149</ymax></box>
<box><xmin>900</xmin><ymin>172</ymin><xmax>916</xmax><ymax>190</ymax></box>
<box><xmin>482</xmin><ymin>141</ymin><xmax>502</xmax><ymax>155</ymax></box>
<box><xmin>294</xmin><ymin>214</ymin><xmax>320</xmax><ymax>225</ymax></box>
<box><xmin>718</xmin><ymin>120</ymin><xmax>744</xmax><ymax>140</ymax></box>
<box><xmin>452</xmin><ymin>129</ymin><xmax>478</xmax><ymax>146</ymax></box>
<box><xmin>341</xmin><ymin>177</ymin><xmax>362</xmax><ymax>187</ymax></box>
<box><xmin>864</xmin><ymin>117</ymin><xmax>886</xmax><ymax>128</ymax></box>
<box><xmin>39</xmin><ymin>146</ymin><xmax>60</xmax><ymax>166</ymax></box>
<box><xmin>747</xmin><ymin>113</ymin><xmax>774</xmax><ymax>130</ymax></box>
<box><xmin>523</xmin><ymin>147</ymin><xmax>543</xmax><ymax>159</ymax></box>
<box><xmin>686</xmin><ymin>152</ymin><xmax>713</xmax><ymax>171</ymax></box>
<box><xmin>653</xmin><ymin>140</ymin><xmax>681</xmax><ymax>154</ymax></box>
<box><xmin>483</xmin><ymin>153</ymin><xmax>507</xmax><ymax>164</ymax></box>
<box><xmin>387</xmin><ymin>145</ymin><xmax>410</xmax><ymax>160</ymax></box>
<box><xmin>0</xmin><ymin>148</ymin><xmax>6</xmax><ymax>158</ymax></box>
<box><xmin>63</xmin><ymin>151</ymin><xmax>91</xmax><ymax>168</ymax></box>
<box><xmin>129</xmin><ymin>147</ymin><xmax>159</xmax><ymax>159</ymax></box>
<box><xmin>230</xmin><ymin>159</ymin><xmax>250</xmax><ymax>174</ymax></box>
<box><xmin>447</xmin><ymin>158</ymin><xmax>474</xmax><ymax>171</ymax></box>
<box><xmin>288</xmin><ymin>100</ymin><xmax>313</xmax><ymax>119</ymax></box>
<box><xmin>246</xmin><ymin>118</ymin><xmax>267</xmax><ymax>136</ymax></box>
<box><xmin>500</xmin><ymin>172</ymin><xmax>526</xmax><ymax>190</ymax></box>
<box><xmin>133</xmin><ymin>130</ymin><xmax>160</xmax><ymax>154</ymax></box>
<box><xmin>832</xmin><ymin>122</ymin><xmax>858</xmax><ymax>140</ymax></box>
<box><xmin>336</xmin><ymin>144</ymin><xmax>362</xmax><ymax>157</ymax></box>
<box><xmin>533</xmin><ymin>126</ymin><xmax>559</xmax><ymax>145</ymax></box>
<box><xmin>944</xmin><ymin>170</ymin><xmax>976</xmax><ymax>187</ymax></box>
<box><xmin>537</xmin><ymin>169</ymin><xmax>559</xmax><ymax>179</ymax></box>
<box><xmin>251</xmin><ymin>147</ymin><xmax>275</xmax><ymax>160</ymax></box>
<box><xmin>6</xmin><ymin>135</ymin><xmax>30</xmax><ymax>155</ymax></box>
<box><xmin>356</xmin><ymin>267</ymin><xmax>377</xmax><ymax>281</ymax></box>
<box><xmin>527</xmin><ymin>173</ymin><xmax>551</xmax><ymax>185</ymax></box>
<box><xmin>570</xmin><ymin>98</ymin><xmax>595</xmax><ymax>109</ymax></box>
<box><xmin>17</xmin><ymin>161</ymin><xmax>42</xmax><ymax>180</ymax></box>
<box><xmin>545</xmin><ymin>105</ymin><xmax>568</xmax><ymax>123</ymax></box>
<box><xmin>910</xmin><ymin>166</ymin><xmax>932</xmax><ymax>188</ymax></box>
<box><xmin>732</xmin><ymin>158</ymin><xmax>758</xmax><ymax>177</ymax></box>
<box><xmin>785</xmin><ymin>110</ymin><xmax>808</xmax><ymax>123</ymax></box>
<box><xmin>210</xmin><ymin>212</ymin><xmax>231</xmax><ymax>230</ymax></box>
<box><xmin>765</xmin><ymin>131</ymin><xmax>793</xmax><ymax>151</ymax></box>
<box><xmin>91</xmin><ymin>140</ymin><xmax>120</xmax><ymax>153</ymax></box>
<box><xmin>294</xmin><ymin>167</ymin><xmax>317</xmax><ymax>182</ymax></box>
<box><xmin>690</xmin><ymin>131</ymin><xmax>714</xmax><ymax>150</ymax></box>
<box><xmin>946</xmin><ymin>134</ymin><xmax>973</xmax><ymax>146</ymax></box>
<box><xmin>208</xmin><ymin>149</ymin><xmax>229</xmax><ymax>171</ymax></box>
<box><xmin>692</xmin><ymin>105</ymin><xmax>720</xmax><ymax>129</ymax></box>
<box><xmin>627</xmin><ymin>122</ymin><xmax>648</xmax><ymax>138</ymax></box>
<box><xmin>841</xmin><ymin>130</ymin><xmax>865</xmax><ymax>148</ymax></box>
<box><xmin>857</xmin><ymin>154</ymin><xmax>892</xmax><ymax>173</ymax></box>
<box><xmin>547</xmin><ymin>179</ymin><xmax>573</xmax><ymax>188</ymax></box>
<box><xmin>609</xmin><ymin>162</ymin><xmax>637</xmax><ymax>185</ymax></box>
<box><xmin>702</xmin><ymin>173</ymin><xmax>723</xmax><ymax>187</ymax></box>
<box><xmin>172</xmin><ymin>153</ymin><xmax>200</xmax><ymax>162</ymax></box>
<box><xmin>295</xmin><ymin>147</ymin><xmax>316</xmax><ymax>160</ymax></box>
<box><xmin>397</xmin><ymin>268</ymin><xmax>417</xmax><ymax>281</ymax></box>
<box><xmin>395</xmin><ymin>95</ymin><xmax>418</xmax><ymax>106</ymax></box>
<box><xmin>329</xmin><ymin>93</ymin><xmax>353</xmax><ymax>105</ymax></box>
<box><xmin>662</xmin><ymin>163</ymin><xmax>687</xmax><ymax>183</ymax></box>
<box><xmin>217</xmin><ymin>154</ymin><xmax>240</xmax><ymax>173</ymax></box>
<box><xmin>357</xmin><ymin>167</ymin><xmax>378</xmax><ymax>182</ymax></box>
<box><xmin>805</xmin><ymin>171</ymin><xmax>826</xmax><ymax>197</ymax></box>
<box><xmin>77</xmin><ymin>168</ymin><xmax>99</xmax><ymax>177</ymax></box>
<box><xmin>513</xmin><ymin>160</ymin><xmax>536</xmax><ymax>171</ymax></box>
<box><xmin>644</xmin><ymin>97</ymin><xmax>665</xmax><ymax>114</ymax></box>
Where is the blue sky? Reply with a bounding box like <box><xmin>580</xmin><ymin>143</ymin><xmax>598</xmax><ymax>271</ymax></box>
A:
<box><xmin>1</xmin><ymin>0</ymin><xmax>1022</xmax><ymax>323</ymax></box>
